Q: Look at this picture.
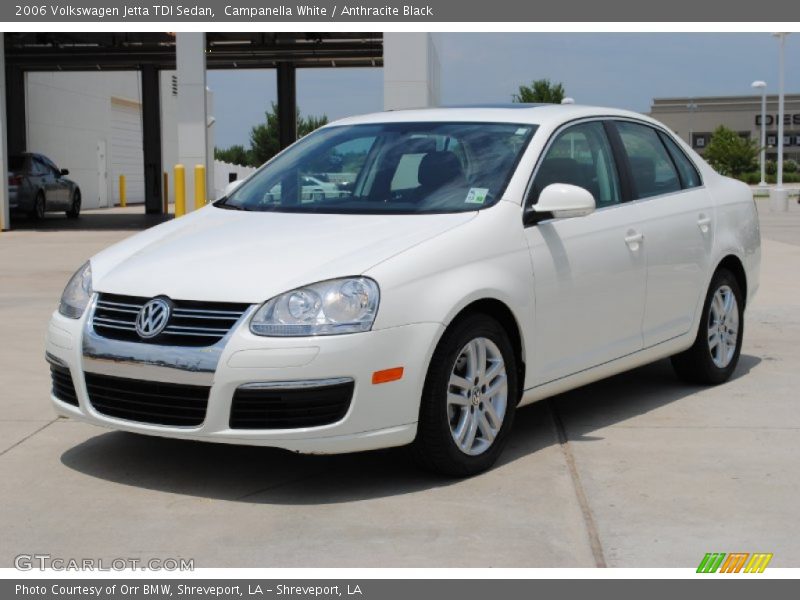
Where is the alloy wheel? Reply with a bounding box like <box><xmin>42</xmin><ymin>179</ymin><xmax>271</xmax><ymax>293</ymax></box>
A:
<box><xmin>446</xmin><ymin>337</ymin><xmax>508</xmax><ymax>456</ymax></box>
<box><xmin>707</xmin><ymin>284</ymin><xmax>739</xmax><ymax>369</ymax></box>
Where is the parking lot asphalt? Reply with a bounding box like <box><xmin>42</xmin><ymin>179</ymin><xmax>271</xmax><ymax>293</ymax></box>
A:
<box><xmin>1</xmin><ymin>201</ymin><xmax>799</xmax><ymax>568</ymax></box>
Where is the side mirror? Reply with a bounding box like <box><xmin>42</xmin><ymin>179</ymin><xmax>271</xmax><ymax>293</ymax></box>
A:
<box><xmin>59</xmin><ymin>168</ymin><xmax>69</xmax><ymax>176</ymax></box>
<box><xmin>223</xmin><ymin>178</ymin><xmax>243</xmax><ymax>197</ymax></box>
<box><xmin>533</xmin><ymin>183</ymin><xmax>596</xmax><ymax>219</ymax></box>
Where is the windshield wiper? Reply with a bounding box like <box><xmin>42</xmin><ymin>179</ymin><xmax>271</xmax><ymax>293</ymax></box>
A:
<box><xmin>213</xmin><ymin>198</ymin><xmax>248</xmax><ymax>211</ymax></box>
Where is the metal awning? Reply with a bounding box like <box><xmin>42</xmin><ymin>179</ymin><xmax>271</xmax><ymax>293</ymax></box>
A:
<box><xmin>4</xmin><ymin>32</ymin><xmax>383</xmax><ymax>70</ymax></box>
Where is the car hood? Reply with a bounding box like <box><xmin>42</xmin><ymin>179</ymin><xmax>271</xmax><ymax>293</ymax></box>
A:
<box><xmin>91</xmin><ymin>205</ymin><xmax>477</xmax><ymax>303</ymax></box>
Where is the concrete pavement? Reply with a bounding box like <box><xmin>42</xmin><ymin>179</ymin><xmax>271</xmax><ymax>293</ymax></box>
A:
<box><xmin>0</xmin><ymin>201</ymin><xmax>798</xmax><ymax>567</ymax></box>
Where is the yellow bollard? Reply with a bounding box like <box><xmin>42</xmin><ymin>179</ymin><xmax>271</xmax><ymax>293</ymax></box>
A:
<box><xmin>174</xmin><ymin>164</ymin><xmax>186</xmax><ymax>217</ymax></box>
<box><xmin>194</xmin><ymin>164</ymin><xmax>206</xmax><ymax>210</ymax></box>
<box><xmin>163</xmin><ymin>172</ymin><xmax>169</xmax><ymax>214</ymax></box>
<box><xmin>119</xmin><ymin>175</ymin><xmax>126</xmax><ymax>208</ymax></box>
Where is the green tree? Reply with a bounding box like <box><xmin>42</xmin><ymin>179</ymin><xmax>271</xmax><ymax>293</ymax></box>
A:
<box><xmin>512</xmin><ymin>79</ymin><xmax>566</xmax><ymax>104</ymax></box>
<box><xmin>250</xmin><ymin>102</ymin><xmax>328</xmax><ymax>165</ymax></box>
<box><xmin>704</xmin><ymin>125</ymin><xmax>759</xmax><ymax>177</ymax></box>
<box><xmin>214</xmin><ymin>144</ymin><xmax>251</xmax><ymax>167</ymax></box>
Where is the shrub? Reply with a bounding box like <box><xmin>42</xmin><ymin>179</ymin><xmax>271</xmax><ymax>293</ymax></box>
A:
<box><xmin>704</xmin><ymin>126</ymin><xmax>759</xmax><ymax>177</ymax></box>
<box><xmin>766</xmin><ymin>160</ymin><xmax>777</xmax><ymax>175</ymax></box>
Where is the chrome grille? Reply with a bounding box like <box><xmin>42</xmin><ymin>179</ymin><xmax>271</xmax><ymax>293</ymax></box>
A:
<box><xmin>93</xmin><ymin>293</ymin><xmax>250</xmax><ymax>347</ymax></box>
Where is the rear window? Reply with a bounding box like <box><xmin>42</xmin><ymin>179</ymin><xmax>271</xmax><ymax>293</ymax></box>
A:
<box><xmin>658</xmin><ymin>131</ymin><xmax>702</xmax><ymax>189</ymax></box>
<box><xmin>615</xmin><ymin>121</ymin><xmax>682</xmax><ymax>199</ymax></box>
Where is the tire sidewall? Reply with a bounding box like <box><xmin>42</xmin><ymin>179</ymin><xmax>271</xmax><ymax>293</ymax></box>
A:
<box><xmin>698</xmin><ymin>270</ymin><xmax>745</xmax><ymax>383</ymax></box>
<box><xmin>34</xmin><ymin>192</ymin><xmax>45</xmax><ymax>219</ymax></box>
<box><xmin>422</xmin><ymin>315</ymin><xmax>518</xmax><ymax>474</ymax></box>
<box><xmin>67</xmin><ymin>190</ymin><xmax>81</xmax><ymax>217</ymax></box>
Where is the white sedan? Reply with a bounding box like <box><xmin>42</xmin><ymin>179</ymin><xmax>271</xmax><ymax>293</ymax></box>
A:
<box><xmin>46</xmin><ymin>105</ymin><xmax>760</xmax><ymax>476</ymax></box>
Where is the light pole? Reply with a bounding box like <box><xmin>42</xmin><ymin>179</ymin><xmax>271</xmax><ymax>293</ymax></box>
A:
<box><xmin>752</xmin><ymin>80</ymin><xmax>767</xmax><ymax>187</ymax></box>
<box><xmin>687</xmin><ymin>100</ymin><xmax>698</xmax><ymax>146</ymax></box>
<box><xmin>770</xmin><ymin>33</ymin><xmax>790</xmax><ymax>211</ymax></box>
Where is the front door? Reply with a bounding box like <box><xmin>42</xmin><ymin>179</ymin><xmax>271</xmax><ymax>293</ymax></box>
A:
<box><xmin>523</xmin><ymin>120</ymin><xmax>647</xmax><ymax>384</ymax></box>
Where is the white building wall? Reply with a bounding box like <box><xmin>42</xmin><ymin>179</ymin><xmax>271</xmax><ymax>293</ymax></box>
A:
<box><xmin>213</xmin><ymin>160</ymin><xmax>255</xmax><ymax>200</ymax></box>
<box><xmin>26</xmin><ymin>70</ymin><xmax>179</xmax><ymax>210</ymax></box>
<box><xmin>383</xmin><ymin>33</ymin><xmax>441</xmax><ymax>110</ymax></box>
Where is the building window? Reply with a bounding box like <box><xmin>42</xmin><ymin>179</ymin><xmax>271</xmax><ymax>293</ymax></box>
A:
<box><xmin>767</xmin><ymin>135</ymin><xmax>777</xmax><ymax>146</ymax></box>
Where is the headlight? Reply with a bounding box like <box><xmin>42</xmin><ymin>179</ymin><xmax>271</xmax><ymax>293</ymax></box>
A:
<box><xmin>58</xmin><ymin>262</ymin><xmax>93</xmax><ymax>319</ymax></box>
<box><xmin>250</xmin><ymin>277</ymin><xmax>379</xmax><ymax>337</ymax></box>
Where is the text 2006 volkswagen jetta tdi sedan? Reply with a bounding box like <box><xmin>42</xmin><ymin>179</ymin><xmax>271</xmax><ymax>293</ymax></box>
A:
<box><xmin>46</xmin><ymin>105</ymin><xmax>760</xmax><ymax>476</ymax></box>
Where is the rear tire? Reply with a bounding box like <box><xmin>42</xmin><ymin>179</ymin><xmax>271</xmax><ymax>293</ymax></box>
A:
<box><xmin>412</xmin><ymin>313</ymin><xmax>518</xmax><ymax>477</ymax></box>
<box><xmin>671</xmin><ymin>268</ymin><xmax>744</xmax><ymax>385</ymax></box>
<box><xmin>66</xmin><ymin>189</ymin><xmax>81</xmax><ymax>219</ymax></box>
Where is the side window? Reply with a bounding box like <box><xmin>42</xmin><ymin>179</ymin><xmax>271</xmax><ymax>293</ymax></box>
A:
<box><xmin>658</xmin><ymin>131</ymin><xmax>702</xmax><ymax>189</ymax></box>
<box><xmin>616</xmin><ymin>121</ymin><xmax>681</xmax><ymax>199</ymax></box>
<box><xmin>529</xmin><ymin>121</ymin><xmax>621</xmax><ymax>208</ymax></box>
<box><xmin>30</xmin><ymin>158</ymin><xmax>46</xmax><ymax>176</ymax></box>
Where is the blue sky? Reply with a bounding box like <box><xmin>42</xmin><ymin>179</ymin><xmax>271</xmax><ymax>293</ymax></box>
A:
<box><xmin>209</xmin><ymin>33</ymin><xmax>800</xmax><ymax>149</ymax></box>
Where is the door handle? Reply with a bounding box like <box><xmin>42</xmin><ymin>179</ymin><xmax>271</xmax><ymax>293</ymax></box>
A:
<box><xmin>624</xmin><ymin>230</ymin><xmax>644</xmax><ymax>251</ymax></box>
<box><xmin>697</xmin><ymin>215</ymin><xmax>711</xmax><ymax>233</ymax></box>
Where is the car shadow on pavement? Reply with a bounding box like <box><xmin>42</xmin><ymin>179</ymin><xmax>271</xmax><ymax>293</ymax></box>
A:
<box><xmin>60</xmin><ymin>355</ymin><xmax>761</xmax><ymax>505</ymax></box>
<box><xmin>10</xmin><ymin>212</ymin><xmax>172</xmax><ymax>232</ymax></box>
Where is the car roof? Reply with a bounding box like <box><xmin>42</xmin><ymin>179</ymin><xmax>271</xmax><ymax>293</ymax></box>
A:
<box><xmin>326</xmin><ymin>104</ymin><xmax>663</xmax><ymax>129</ymax></box>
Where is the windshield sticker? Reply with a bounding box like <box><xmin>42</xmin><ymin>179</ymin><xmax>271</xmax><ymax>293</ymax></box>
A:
<box><xmin>465</xmin><ymin>188</ymin><xmax>489</xmax><ymax>204</ymax></box>
<box><xmin>515</xmin><ymin>128</ymin><xmax>529</xmax><ymax>136</ymax></box>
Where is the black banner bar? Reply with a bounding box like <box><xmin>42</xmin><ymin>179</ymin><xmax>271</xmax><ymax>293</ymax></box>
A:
<box><xmin>3</xmin><ymin>0</ymin><xmax>800</xmax><ymax>22</ymax></box>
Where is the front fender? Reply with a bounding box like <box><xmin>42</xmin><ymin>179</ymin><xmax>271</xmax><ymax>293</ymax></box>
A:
<box><xmin>365</xmin><ymin>201</ymin><xmax>535</xmax><ymax>376</ymax></box>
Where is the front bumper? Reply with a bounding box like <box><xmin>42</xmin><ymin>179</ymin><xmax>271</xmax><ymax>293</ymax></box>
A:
<box><xmin>46</xmin><ymin>301</ymin><xmax>443</xmax><ymax>454</ymax></box>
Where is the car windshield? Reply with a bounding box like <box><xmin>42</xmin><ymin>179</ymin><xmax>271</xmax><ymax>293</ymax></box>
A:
<box><xmin>218</xmin><ymin>122</ymin><xmax>536</xmax><ymax>214</ymax></box>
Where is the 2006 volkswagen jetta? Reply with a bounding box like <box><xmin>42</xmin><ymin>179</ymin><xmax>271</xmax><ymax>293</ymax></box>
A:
<box><xmin>46</xmin><ymin>105</ymin><xmax>760</xmax><ymax>475</ymax></box>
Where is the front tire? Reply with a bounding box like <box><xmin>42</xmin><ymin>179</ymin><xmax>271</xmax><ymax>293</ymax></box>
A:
<box><xmin>66</xmin><ymin>189</ymin><xmax>81</xmax><ymax>219</ymax></box>
<box><xmin>412</xmin><ymin>314</ymin><xmax>518</xmax><ymax>476</ymax></box>
<box><xmin>671</xmin><ymin>268</ymin><xmax>744</xmax><ymax>385</ymax></box>
<box><xmin>30</xmin><ymin>192</ymin><xmax>45</xmax><ymax>220</ymax></box>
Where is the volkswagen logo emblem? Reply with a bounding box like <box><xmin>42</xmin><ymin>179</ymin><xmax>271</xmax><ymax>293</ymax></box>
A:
<box><xmin>135</xmin><ymin>297</ymin><xmax>172</xmax><ymax>339</ymax></box>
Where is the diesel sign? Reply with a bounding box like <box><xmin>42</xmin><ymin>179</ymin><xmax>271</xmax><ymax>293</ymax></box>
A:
<box><xmin>756</xmin><ymin>114</ymin><xmax>800</xmax><ymax>126</ymax></box>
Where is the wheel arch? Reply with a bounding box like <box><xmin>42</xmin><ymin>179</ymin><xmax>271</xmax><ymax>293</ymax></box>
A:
<box><xmin>442</xmin><ymin>297</ymin><xmax>526</xmax><ymax>402</ymax></box>
<box><xmin>715</xmin><ymin>254</ymin><xmax>748</xmax><ymax>307</ymax></box>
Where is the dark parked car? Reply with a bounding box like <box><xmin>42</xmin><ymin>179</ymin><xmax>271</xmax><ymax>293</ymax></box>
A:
<box><xmin>8</xmin><ymin>153</ymin><xmax>81</xmax><ymax>219</ymax></box>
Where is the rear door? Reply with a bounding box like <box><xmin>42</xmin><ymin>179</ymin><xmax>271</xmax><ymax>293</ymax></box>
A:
<box><xmin>610</xmin><ymin>120</ymin><xmax>714</xmax><ymax>346</ymax></box>
<box><xmin>523</xmin><ymin>120</ymin><xmax>647</xmax><ymax>384</ymax></box>
<box><xmin>29</xmin><ymin>157</ymin><xmax>53</xmax><ymax>208</ymax></box>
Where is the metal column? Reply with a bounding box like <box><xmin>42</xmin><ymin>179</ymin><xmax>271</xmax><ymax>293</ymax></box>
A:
<box><xmin>141</xmin><ymin>65</ymin><xmax>163</xmax><ymax>215</ymax></box>
<box><xmin>0</xmin><ymin>34</ymin><xmax>9</xmax><ymax>230</ymax></box>
<box><xmin>5</xmin><ymin>64</ymin><xmax>25</xmax><ymax>156</ymax></box>
<box><xmin>277</xmin><ymin>62</ymin><xmax>297</xmax><ymax>150</ymax></box>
